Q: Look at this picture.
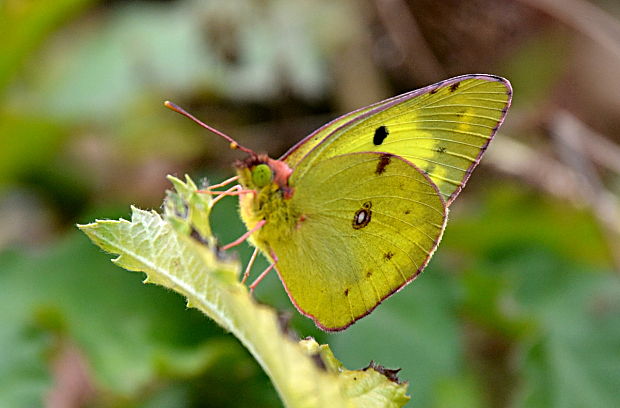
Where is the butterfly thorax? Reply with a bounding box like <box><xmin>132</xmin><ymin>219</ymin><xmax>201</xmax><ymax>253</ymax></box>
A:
<box><xmin>235</xmin><ymin>154</ymin><xmax>299</xmax><ymax>255</ymax></box>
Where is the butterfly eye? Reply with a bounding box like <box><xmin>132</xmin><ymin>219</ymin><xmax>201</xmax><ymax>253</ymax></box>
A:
<box><xmin>251</xmin><ymin>164</ymin><xmax>273</xmax><ymax>188</ymax></box>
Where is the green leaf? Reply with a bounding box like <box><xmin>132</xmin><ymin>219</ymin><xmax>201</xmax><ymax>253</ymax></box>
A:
<box><xmin>79</xmin><ymin>175</ymin><xmax>409</xmax><ymax>408</ymax></box>
<box><xmin>300</xmin><ymin>339</ymin><xmax>409</xmax><ymax>407</ymax></box>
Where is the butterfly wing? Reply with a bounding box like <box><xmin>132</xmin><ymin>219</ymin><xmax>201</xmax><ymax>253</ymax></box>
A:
<box><xmin>281</xmin><ymin>94</ymin><xmax>404</xmax><ymax>168</ymax></box>
<box><xmin>285</xmin><ymin>75</ymin><xmax>512</xmax><ymax>205</ymax></box>
<box><xmin>266</xmin><ymin>152</ymin><xmax>447</xmax><ymax>331</ymax></box>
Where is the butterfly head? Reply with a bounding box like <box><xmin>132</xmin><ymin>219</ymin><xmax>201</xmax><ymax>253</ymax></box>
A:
<box><xmin>235</xmin><ymin>154</ymin><xmax>293</xmax><ymax>198</ymax></box>
<box><xmin>163</xmin><ymin>101</ymin><xmax>294</xmax><ymax>197</ymax></box>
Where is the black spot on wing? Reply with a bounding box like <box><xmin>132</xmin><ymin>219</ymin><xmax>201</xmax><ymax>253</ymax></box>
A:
<box><xmin>373</xmin><ymin>126</ymin><xmax>389</xmax><ymax>146</ymax></box>
<box><xmin>375</xmin><ymin>153</ymin><xmax>392</xmax><ymax>175</ymax></box>
<box><xmin>429</xmin><ymin>87</ymin><xmax>439</xmax><ymax>94</ymax></box>
<box><xmin>435</xmin><ymin>146</ymin><xmax>447</xmax><ymax>154</ymax></box>
<box><xmin>344</xmin><ymin>288</ymin><xmax>349</xmax><ymax>296</ymax></box>
<box><xmin>449</xmin><ymin>82</ymin><xmax>460</xmax><ymax>92</ymax></box>
<box><xmin>384</xmin><ymin>251</ymin><xmax>394</xmax><ymax>261</ymax></box>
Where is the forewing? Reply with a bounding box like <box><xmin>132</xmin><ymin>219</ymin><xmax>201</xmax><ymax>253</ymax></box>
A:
<box><xmin>289</xmin><ymin>75</ymin><xmax>512</xmax><ymax>205</ymax></box>
<box><xmin>270</xmin><ymin>152</ymin><xmax>447</xmax><ymax>331</ymax></box>
<box><xmin>281</xmin><ymin>94</ymin><xmax>403</xmax><ymax>167</ymax></box>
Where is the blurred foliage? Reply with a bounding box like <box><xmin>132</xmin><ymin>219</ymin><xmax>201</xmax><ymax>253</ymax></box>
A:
<box><xmin>1</xmin><ymin>0</ymin><xmax>620</xmax><ymax>407</ymax></box>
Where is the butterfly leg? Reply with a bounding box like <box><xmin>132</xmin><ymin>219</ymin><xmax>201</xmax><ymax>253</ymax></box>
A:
<box><xmin>206</xmin><ymin>175</ymin><xmax>240</xmax><ymax>190</ymax></box>
<box><xmin>198</xmin><ymin>187</ymin><xmax>255</xmax><ymax>196</ymax></box>
<box><xmin>197</xmin><ymin>177</ymin><xmax>253</xmax><ymax>198</ymax></box>
<box><xmin>249</xmin><ymin>250</ymin><xmax>278</xmax><ymax>292</ymax></box>
<box><xmin>241</xmin><ymin>247</ymin><xmax>260</xmax><ymax>284</ymax></box>
<box><xmin>211</xmin><ymin>184</ymin><xmax>242</xmax><ymax>206</ymax></box>
<box><xmin>221</xmin><ymin>219</ymin><xmax>266</xmax><ymax>251</ymax></box>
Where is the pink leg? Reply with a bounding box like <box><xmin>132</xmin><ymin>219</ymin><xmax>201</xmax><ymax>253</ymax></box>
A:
<box><xmin>241</xmin><ymin>247</ymin><xmax>259</xmax><ymax>284</ymax></box>
<box><xmin>211</xmin><ymin>185</ymin><xmax>241</xmax><ymax>206</ymax></box>
<box><xmin>207</xmin><ymin>175</ymin><xmax>240</xmax><ymax>190</ymax></box>
<box><xmin>221</xmin><ymin>219</ymin><xmax>266</xmax><ymax>251</ymax></box>
<box><xmin>249</xmin><ymin>250</ymin><xmax>278</xmax><ymax>292</ymax></box>
<box><xmin>198</xmin><ymin>188</ymin><xmax>255</xmax><ymax>196</ymax></box>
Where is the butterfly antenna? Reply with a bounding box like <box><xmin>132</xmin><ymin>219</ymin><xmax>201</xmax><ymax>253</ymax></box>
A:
<box><xmin>164</xmin><ymin>101</ymin><xmax>255</xmax><ymax>155</ymax></box>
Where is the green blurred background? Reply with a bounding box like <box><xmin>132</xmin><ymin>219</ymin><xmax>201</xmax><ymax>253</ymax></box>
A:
<box><xmin>1</xmin><ymin>0</ymin><xmax>620</xmax><ymax>407</ymax></box>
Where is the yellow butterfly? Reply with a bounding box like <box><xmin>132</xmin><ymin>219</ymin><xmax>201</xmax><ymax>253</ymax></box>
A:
<box><xmin>166</xmin><ymin>74</ymin><xmax>512</xmax><ymax>331</ymax></box>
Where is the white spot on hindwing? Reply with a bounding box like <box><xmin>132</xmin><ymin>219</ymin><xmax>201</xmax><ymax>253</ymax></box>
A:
<box><xmin>356</xmin><ymin>211</ymin><xmax>366</xmax><ymax>224</ymax></box>
<box><xmin>352</xmin><ymin>202</ymin><xmax>372</xmax><ymax>230</ymax></box>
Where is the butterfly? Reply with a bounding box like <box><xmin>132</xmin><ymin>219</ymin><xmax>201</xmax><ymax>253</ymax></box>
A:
<box><xmin>165</xmin><ymin>74</ymin><xmax>512</xmax><ymax>331</ymax></box>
